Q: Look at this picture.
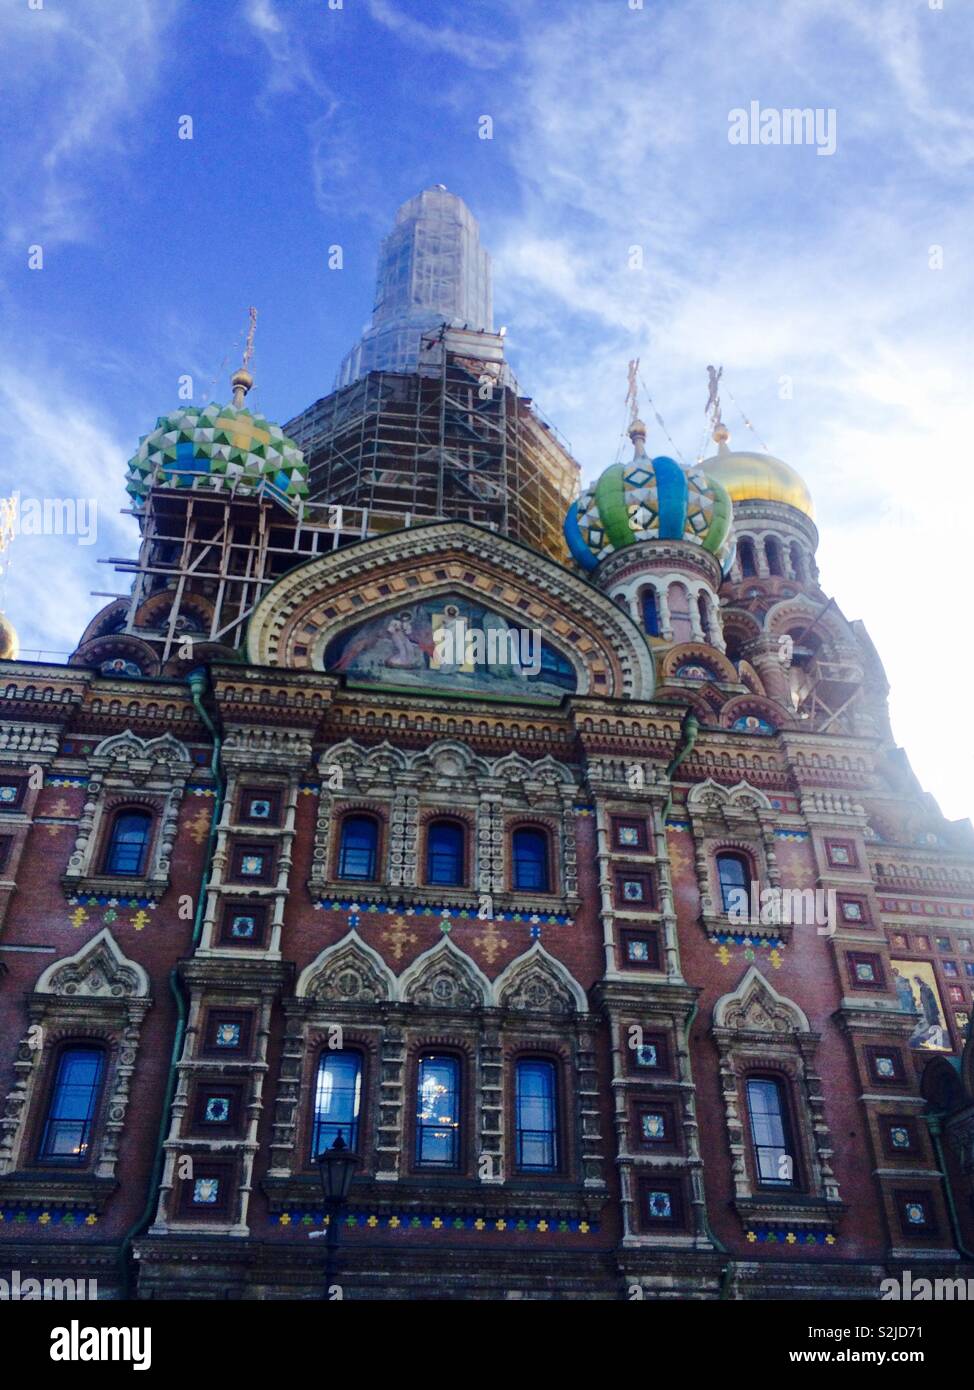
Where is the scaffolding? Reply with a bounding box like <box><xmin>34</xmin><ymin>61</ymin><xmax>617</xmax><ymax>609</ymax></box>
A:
<box><xmin>90</xmin><ymin>333</ymin><xmax>579</xmax><ymax>669</ymax></box>
<box><xmin>288</xmin><ymin>328</ymin><xmax>579</xmax><ymax>563</ymax></box>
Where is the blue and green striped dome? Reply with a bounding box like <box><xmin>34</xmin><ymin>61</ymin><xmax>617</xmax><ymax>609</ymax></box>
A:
<box><xmin>565</xmin><ymin>433</ymin><xmax>734</xmax><ymax>575</ymax></box>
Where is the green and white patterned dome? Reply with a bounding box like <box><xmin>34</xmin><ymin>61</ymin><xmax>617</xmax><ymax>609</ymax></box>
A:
<box><xmin>125</xmin><ymin>400</ymin><xmax>309</xmax><ymax>505</ymax></box>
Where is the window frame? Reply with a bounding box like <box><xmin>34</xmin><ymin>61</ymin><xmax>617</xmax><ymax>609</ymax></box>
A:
<box><xmin>744</xmin><ymin>1073</ymin><xmax>800</xmax><ymax>1191</ymax></box>
<box><xmin>424</xmin><ymin>818</ymin><xmax>466</xmax><ymax>888</ymax></box>
<box><xmin>310</xmin><ymin>1048</ymin><xmax>364</xmax><ymax>1159</ymax></box>
<box><xmin>336</xmin><ymin>813</ymin><xmax>381</xmax><ymax>883</ymax></box>
<box><xmin>513</xmin><ymin>1056</ymin><xmax>561</xmax><ymax>1175</ymax></box>
<box><xmin>101</xmin><ymin>807</ymin><xmax>153</xmax><ymax>877</ymax></box>
<box><xmin>36</xmin><ymin>1043</ymin><xmax>107</xmax><ymax>1167</ymax></box>
<box><xmin>511</xmin><ymin>825</ymin><xmax>552</xmax><ymax>894</ymax></box>
<box><xmin>716</xmin><ymin>849</ymin><xmax>752</xmax><ymax>916</ymax></box>
<box><xmin>413</xmin><ymin>1051</ymin><xmax>463</xmax><ymax>1171</ymax></box>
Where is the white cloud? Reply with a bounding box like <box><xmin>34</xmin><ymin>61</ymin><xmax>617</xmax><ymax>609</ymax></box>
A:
<box><xmin>488</xmin><ymin>0</ymin><xmax>974</xmax><ymax>821</ymax></box>
<box><xmin>0</xmin><ymin>363</ymin><xmax>138</xmax><ymax>656</ymax></box>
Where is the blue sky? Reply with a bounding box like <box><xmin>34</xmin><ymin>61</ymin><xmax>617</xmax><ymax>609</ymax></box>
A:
<box><xmin>1</xmin><ymin>0</ymin><xmax>972</xmax><ymax>820</ymax></box>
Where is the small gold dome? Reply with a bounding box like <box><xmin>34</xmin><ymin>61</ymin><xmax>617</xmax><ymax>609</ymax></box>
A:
<box><xmin>0</xmin><ymin>613</ymin><xmax>19</xmax><ymax>661</ymax></box>
<box><xmin>702</xmin><ymin>443</ymin><xmax>814</xmax><ymax>519</ymax></box>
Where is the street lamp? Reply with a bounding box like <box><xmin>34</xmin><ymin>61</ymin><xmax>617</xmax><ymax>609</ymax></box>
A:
<box><xmin>315</xmin><ymin>1132</ymin><xmax>362</xmax><ymax>1297</ymax></box>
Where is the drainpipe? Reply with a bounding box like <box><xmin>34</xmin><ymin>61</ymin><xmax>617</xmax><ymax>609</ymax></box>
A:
<box><xmin>662</xmin><ymin>713</ymin><xmax>699</xmax><ymax>829</ymax></box>
<box><xmin>117</xmin><ymin>667</ymin><xmax>225</xmax><ymax>1297</ymax></box>
<box><xmin>682</xmin><ymin>1000</ymin><xmax>731</xmax><ymax>1290</ymax></box>
<box><xmin>925</xmin><ymin>1110</ymin><xmax>974</xmax><ymax>1261</ymax></box>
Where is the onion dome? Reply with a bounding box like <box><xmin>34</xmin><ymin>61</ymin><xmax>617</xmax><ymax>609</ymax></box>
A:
<box><xmin>700</xmin><ymin>426</ymin><xmax>814</xmax><ymax>519</ymax></box>
<box><xmin>564</xmin><ymin>420</ymin><xmax>735</xmax><ymax>574</ymax></box>
<box><xmin>0</xmin><ymin>612</ymin><xmax>18</xmax><ymax>660</ymax></box>
<box><xmin>125</xmin><ymin>398</ymin><xmax>309</xmax><ymax>506</ymax></box>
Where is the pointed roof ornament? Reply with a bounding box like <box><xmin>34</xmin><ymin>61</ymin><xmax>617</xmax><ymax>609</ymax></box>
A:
<box><xmin>625</xmin><ymin>357</ymin><xmax>648</xmax><ymax>457</ymax></box>
<box><xmin>705</xmin><ymin>363</ymin><xmax>730</xmax><ymax>452</ymax></box>
<box><xmin>231</xmin><ymin>306</ymin><xmax>258</xmax><ymax>408</ymax></box>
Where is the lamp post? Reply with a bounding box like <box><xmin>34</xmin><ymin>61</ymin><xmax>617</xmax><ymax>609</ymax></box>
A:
<box><xmin>315</xmin><ymin>1132</ymin><xmax>362</xmax><ymax>1298</ymax></box>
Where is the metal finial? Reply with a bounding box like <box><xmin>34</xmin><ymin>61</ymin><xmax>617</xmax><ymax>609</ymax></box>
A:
<box><xmin>231</xmin><ymin>306</ymin><xmax>258</xmax><ymax>408</ymax></box>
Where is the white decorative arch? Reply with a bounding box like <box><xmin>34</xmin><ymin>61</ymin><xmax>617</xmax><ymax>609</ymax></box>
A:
<box><xmin>91</xmin><ymin>730</ymin><xmax>192</xmax><ymax>774</ymax></box>
<box><xmin>491</xmin><ymin>751</ymin><xmax>576</xmax><ymax>787</ymax></box>
<box><xmin>713</xmin><ymin>964</ymin><xmax>810</xmax><ymax>1034</ymax></box>
<box><xmin>296</xmin><ymin>930</ymin><xmax>396</xmax><ymax>1003</ymax></box>
<box><xmin>397</xmin><ymin>934</ymin><xmax>492</xmax><ymax>1009</ymax></box>
<box><xmin>687</xmin><ymin>777</ymin><xmax>774</xmax><ymax>815</ymax></box>
<box><xmin>35</xmin><ymin>927</ymin><xmax>150</xmax><ymax>999</ymax></box>
<box><xmin>493</xmin><ymin>941</ymin><xmax>588</xmax><ymax>1014</ymax></box>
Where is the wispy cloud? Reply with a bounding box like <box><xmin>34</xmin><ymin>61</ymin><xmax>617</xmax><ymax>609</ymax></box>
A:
<box><xmin>0</xmin><ymin>0</ymin><xmax>184</xmax><ymax>248</ymax></box>
<box><xmin>366</xmin><ymin>0</ymin><xmax>515</xmax><ymax>70</ymax></box>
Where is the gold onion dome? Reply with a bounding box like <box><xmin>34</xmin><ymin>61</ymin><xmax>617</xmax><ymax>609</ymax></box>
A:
<box><xmin>700</xmin><ymin>427</ymin><xmax>814</xmax><ymax>519</ymax></box>
<box><xmin>0</xmin><ymin>612</ymin><xmax>19</xmax><ymax>661</ymax></box>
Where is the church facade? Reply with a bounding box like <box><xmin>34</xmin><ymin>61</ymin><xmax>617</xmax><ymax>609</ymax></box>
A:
<box><xmin>1</xmin><ymin>194</ymin><xmax>973</xmax><ymax>1301</ymax></box>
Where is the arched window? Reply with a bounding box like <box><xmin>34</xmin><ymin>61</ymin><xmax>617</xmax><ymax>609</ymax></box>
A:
<box><xmin>515</xmin><ymin>1058</ymin><xmax>559</xmax><ymax>1173</ymax></box>
<box><xmin>641</xmin><ymin>588</ymin><xmax>660</xmax><ymax>637</ymax></box>
<box><xmin>667</xmin><ymin>581</ymin><xmax>693</xmax><ymax>644</ymax></box>
<box><xmin>416</xmin><ymin>1054</ymin><xmax>461</xmax><ymax>1168</ymax></box>
<box><xmin>102</xmin><ymin>810</ymin><xmax>152</xmax><ymax>876</ymax></box>
<box><xmin>716</xmin><ymin>851</ymin><xmax>750</xmax><ymax>914</ymax></box>
<box><xmin>39</xmin><ymin>1046</ymin><xmax>105</xmax><ymax>1163</ymax></box>
<box><xmin>765</xmin><ymin>538</ymin><xmax>783</xmax><ymax>576</ymax></box>
<box><xmin>739</xmin><ymin>539</ymin><xmax>757</xmax><ymax>577</ymax></box>
<box><xmin>789</xmin><ymin>542</ymin><xmax>804</xmax><ymax>581</ymax></box>
<box><xmin>426</xmin><ymin>820</ymin><xmax>464</xmax><ymax>886</ymax></box>
<box><xmin>746</xmin><ymin>1076</ymin><xmax>796</xmax><ymax>1188</ymax></box>
<box><xmin>311</xmin><ymin>1050</ymin><xmax>362</xmax><ymax>1156</ymax></box>
<box><xmin>337</xmin><ymin>815</ymin><xmax>379</xmax><ymax>881</ymax></box>
<box><xmin>512</xmin><ymin>827</ymin><xmax>550</xmax><ymax>892</ymax></box>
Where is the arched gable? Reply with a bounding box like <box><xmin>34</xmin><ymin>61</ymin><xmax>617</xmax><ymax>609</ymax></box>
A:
<box><xmin>296</xmin><ymin>931</ymin><xmax>396</xmax><ymax>1004</ymax></box>
<box><xmin>397</xmin><ymin>935</ymin><xmax>492</xmax><ymax>1009</ymax></box>
<box><xmin>493</xmin><ymin>942</ymin><xmax>588</xmax><ymax>1015</ymax></box>
<box><xmin>245</xmin><ymin>521</ymin><xmax>655</xmax><ymax>700</ymax></box>
<box><xmin>35</xmin><ymin>928</ymin><xmax>150</xmax><ymax>1000</ymax></box>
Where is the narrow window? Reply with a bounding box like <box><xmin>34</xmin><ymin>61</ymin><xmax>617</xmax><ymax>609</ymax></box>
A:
<box><xmin>103</xmin><ymin>810</ymin><xmax>151</xmax><ymax>876</ymax></box>
<box><xmin>739</xmin><ymin>540</ymin><xmax>757</xmax><ymax>577</ymax></box>
<box><xmin>512</xmin><ymin>827</ymin><xmax>550</xmax><ymax>893</ymax></box>
<box><xmin>311</xmin><ymin>1051</ymin><xmax>362</xmax><ymax>1156</ymax></box>
<box><xmin>338</xmin><ymin>815</ymin><xmax>378</xmax><ymax>881</ymax></box>
<box><xmin>641</xmin><ymin>588</ymin><xmax>659</xmax><ymax>637</ymax></box>
<box><xmin>39</xmin><ymin>1046</ymin><xmax>105</xmax><ymax>1163</ymax></box>
<box><xmin>697</xmin><ymin>592</ymin><xmax>710</xmax><ymax>638</ymax></box>
<box><xmin>515</xmin><ymin>1059</ymin><xmax>558</xmax><ymax>1172</ymax></box>
<box><xmin>766</xmin><ymin>538</ymin><xmax>783</xmax><ymax>576</ymax></box>
<box><xmin>746</xmin><ymin>1077</ymin><xmax>796</xmax><ymax>1187</ymax></box>
<box><xmin>789</xmin><ymin>542</ymin><xmax>804</xmax><ymax>580</ymax></box>
<box><xmin>717</xmin><ymin>851</ymin><xmax>750</xmax><ymax>914</ymax></box>
<box><xmin>426</xmin><ymin>820</ymin><xmax>464</xmax><ymax>886</ymax></box>
<box><xmin>416</xmin><ymin>1054</ymin><xmax>460</xmax><ymax>1168</ymax></box>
